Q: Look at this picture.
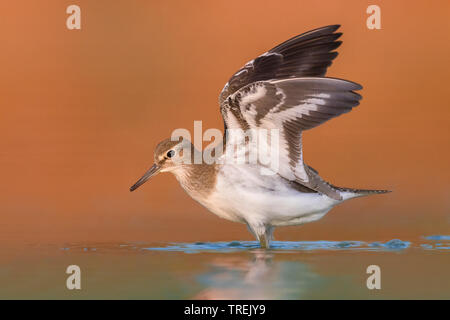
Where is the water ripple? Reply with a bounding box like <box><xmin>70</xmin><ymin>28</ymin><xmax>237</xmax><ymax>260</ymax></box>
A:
<box><xmin>425</xmin><ymin>235</ymin><xmax>450</xmax><ymax>241</ymax></box>
<box><xmin>59</xmin><ymin>235</ymin><xmax>450</xmax><ymax>253</ymax></box>
<box><xmin>141</xmin><ymin>235</ymin><xmax>450</xmax><ymax>253</ymax></box>
<box><xmin>142</xmin><ymin>239</ymin><xmax>414</xmax><ymax>253</ymax></box>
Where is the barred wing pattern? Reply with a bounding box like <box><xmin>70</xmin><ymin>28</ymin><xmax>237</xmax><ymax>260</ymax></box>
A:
<box><xmin>220</xmin><ymin>78</ymin><xmax>362</xmax><ymax>200</ymax></box>
<box><xmin>218</xmin><ymin>25</ymin><xmax>363</xmax><ymax>200</ymax></box>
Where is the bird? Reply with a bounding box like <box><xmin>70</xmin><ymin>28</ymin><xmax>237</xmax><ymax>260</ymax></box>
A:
<box><xmin>130</xmin><ymin>25</ymin><xmax>390</xmax><ymax>249</ymax></box>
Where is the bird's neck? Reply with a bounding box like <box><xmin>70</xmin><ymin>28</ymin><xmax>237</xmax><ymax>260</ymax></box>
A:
<box><xmin>171</xmin><ymin>161</ymin><xmax>219</xmax><ymax>197</ymax></box>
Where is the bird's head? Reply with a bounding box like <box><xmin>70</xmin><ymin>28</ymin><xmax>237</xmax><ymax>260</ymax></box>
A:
<box><xmin>130</xmin><ymin>137</ymin><xmax>193</xmax><ymax>192</ymax></box>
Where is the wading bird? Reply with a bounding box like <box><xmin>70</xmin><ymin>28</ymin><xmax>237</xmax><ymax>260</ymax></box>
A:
<box><xmin>130</xmin><ymin>25</ymin><xmax>389</xmax><ymax>248</ymax></box>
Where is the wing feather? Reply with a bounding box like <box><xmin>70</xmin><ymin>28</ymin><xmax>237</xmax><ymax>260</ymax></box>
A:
<box><xmin>218</xmin><ymin>26</ymin><xmax>362</xmax><ymax>200</ymax></box>
<box><xmin>219</xmin><ymin>25</ymin><xmax>343</xmax><ymax>105</ymax></box>
<box><xmin>220</xmin><ymin>78</ymin><xmax>362</xmax><ymax>200</ymax></box>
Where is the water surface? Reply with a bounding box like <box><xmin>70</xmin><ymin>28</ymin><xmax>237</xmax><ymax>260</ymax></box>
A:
<box><xmin>0</xmin><ymin>236</ymin><xmax>449</xmax><ymax>299</ymax></box>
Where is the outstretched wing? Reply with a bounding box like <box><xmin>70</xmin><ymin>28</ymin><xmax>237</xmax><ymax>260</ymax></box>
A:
<box><xmin>221</xmin><ymin>78</ymin><xmax>362</xmax><ymax>200</ymax></box>
<box><xmin>219</xmin><ymin>25</ymin><xmax>342</xmax><ymax>105</ymax></box>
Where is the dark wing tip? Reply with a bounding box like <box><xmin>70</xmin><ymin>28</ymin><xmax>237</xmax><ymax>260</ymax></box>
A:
<box><xmin>325</xmin><ymin>77</ymin><xmax>363</xmax><ymax>91</ymax></box>
<box><xmin>324</xmin><ymin>24</ymin><xmax>341</xmax><ymax>32</ymax></box>
<box><xmin>348</xmin><ymin>81</ymin><xmax>363</xmax><ymax>91</ymax></box>
<box><xmin>307</xmin><ymin>24</ymin><xmax>341</xmax><ymax>33</ymax></box>
<box><xmin>270</xmin><ymin>24</ymin><xmax>343</xmax><ymax>54</ymax></box>
<box><xmin>352</xmin><ymin>82</ymin><xmax>363</xmax><ymax>91</ymax></box>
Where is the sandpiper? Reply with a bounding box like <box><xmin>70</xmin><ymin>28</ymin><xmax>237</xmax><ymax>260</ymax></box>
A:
<box><xmin>130</xmin><ymin>25</ymin><xmax>389</xmax><ymax>248</ymax></box>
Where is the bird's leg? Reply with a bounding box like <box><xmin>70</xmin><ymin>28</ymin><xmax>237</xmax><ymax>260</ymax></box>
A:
<box><xmin>266</xmin><ymin>225</ymin><xmax>274</xmax><ymax>243</ymax></box>
<box><xmin>247</xmin><ymin>223</ymin><xmax>273</xmax><ymax>249</ymax></box>
<box><xmin>261</xmin><ymin>226</ymin><xmax>274</xmax><ymax>249</ymax></box>
<box><xmin>258</xmin><ymin>234</ymin><xmax>269</xmax><ymax>249</ymax></box>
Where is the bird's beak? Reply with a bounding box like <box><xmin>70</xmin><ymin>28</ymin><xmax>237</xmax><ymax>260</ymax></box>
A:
<box><xmin>130</xmin><ymin>164</ymin><xmax>161</xmax><ymax>192</ymax></box>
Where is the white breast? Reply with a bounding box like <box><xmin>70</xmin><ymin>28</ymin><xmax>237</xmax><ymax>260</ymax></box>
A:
<box><xmin>201</xmin><ymin>164</ymin><xmax>339</xmax><ymax>227</ymax></box>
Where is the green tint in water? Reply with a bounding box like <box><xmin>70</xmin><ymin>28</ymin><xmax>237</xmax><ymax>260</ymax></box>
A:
<box><xmin>0</xmin><ymin>237</ymin><xmax>449</xmax><ymax>299</ymax></box>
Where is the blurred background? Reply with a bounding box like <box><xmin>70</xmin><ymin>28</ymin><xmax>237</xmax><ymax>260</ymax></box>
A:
<box><xmin>0</xmin><ymin>0</ymin><xmax>449</xmax><ymax>246</ymax></box>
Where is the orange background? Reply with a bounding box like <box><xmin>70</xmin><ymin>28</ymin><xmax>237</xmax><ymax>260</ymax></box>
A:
<box><xmin>0</xmin><ymin>0</ymin><xmax>449</xmax><ymax>245</ymax></box>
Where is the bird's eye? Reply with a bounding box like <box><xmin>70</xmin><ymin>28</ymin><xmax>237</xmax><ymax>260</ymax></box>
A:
<box><xmin>166</xmin><ymin>150</ymin><xmax>175</xmax><ymax>158</ymax></box>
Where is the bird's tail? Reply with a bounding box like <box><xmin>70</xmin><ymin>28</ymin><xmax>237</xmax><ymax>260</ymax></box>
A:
<box><xmin>334</xmin><ymin>186</ymin><xmax>391</xmax><ymax>200</ymax></box>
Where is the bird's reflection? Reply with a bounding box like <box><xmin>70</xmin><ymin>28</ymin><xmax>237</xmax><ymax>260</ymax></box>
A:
<box><xmin>192</xmin><ymin>249</ymin><xmax>322</xmax><ymax>299</ymax></box>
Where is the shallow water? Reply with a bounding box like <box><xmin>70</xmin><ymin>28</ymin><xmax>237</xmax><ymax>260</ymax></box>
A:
<box><xmin>0</xmin><ymin>236</ymin><xmax>449</xmax><ymax>299</ymax></box>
